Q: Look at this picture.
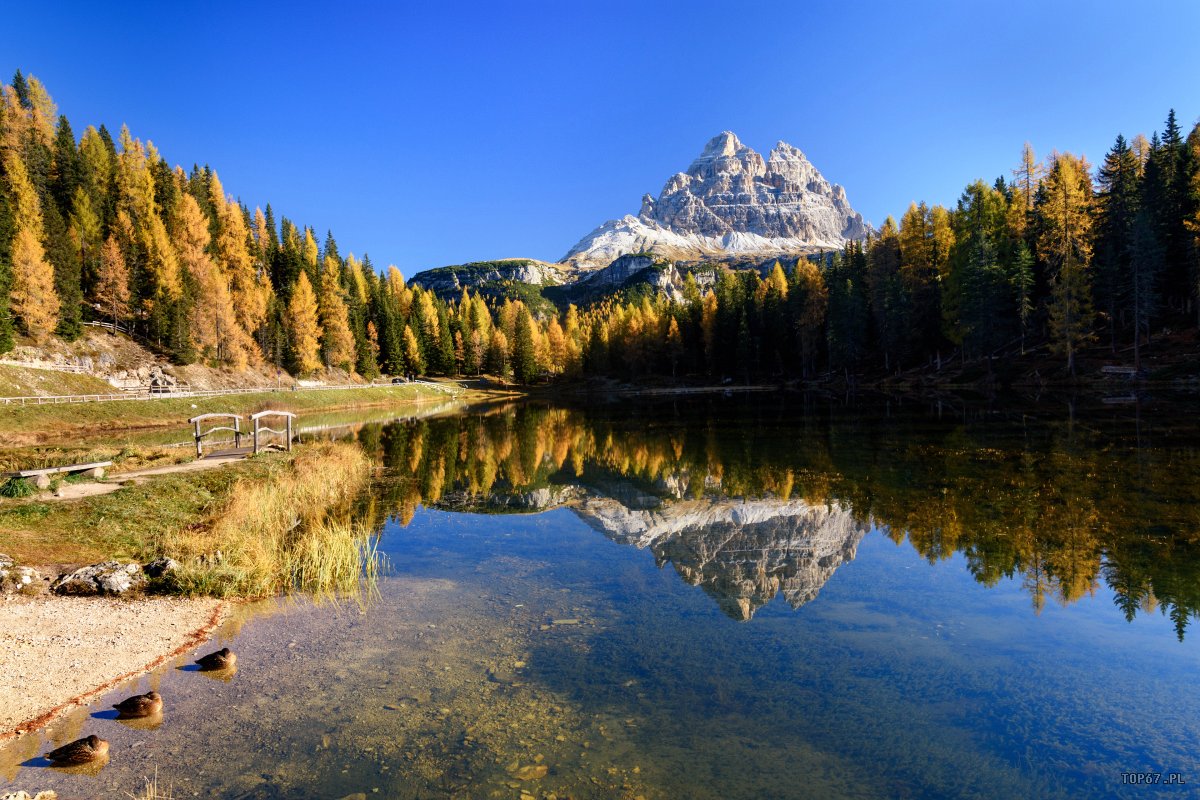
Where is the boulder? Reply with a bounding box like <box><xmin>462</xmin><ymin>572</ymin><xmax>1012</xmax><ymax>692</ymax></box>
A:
<box><xmin>52</xmin><ymin>561</ymin><xmax>147</xmax><ymax>596</ymax></box>
<box><xmin>34</xmin><ymin>474</ymin><xmax>51</xmax><ymax>490</ymax></box>
<box><xmin>1</xmin><ymin>565</ymin><xmax>41</xmax><ymax>594</ymax></box>
<box><xmin>143</xmin><ymin>557</ymin><xmax>180</xmax><ymax>578</ymax></box>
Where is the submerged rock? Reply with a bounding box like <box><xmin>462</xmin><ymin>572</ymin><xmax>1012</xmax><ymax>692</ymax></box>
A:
<box><xmin>51</xmin><ymin>561</ymin><xmax>147</xmax><ymax>596</ymax></box>
<box><xmin>511</xmin><ymin>764</ymin><xmax>548</xmax><ymax>780</ymax></box>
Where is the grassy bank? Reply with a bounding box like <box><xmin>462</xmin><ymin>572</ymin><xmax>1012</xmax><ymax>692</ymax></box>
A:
<box><xmin>0</xmin><ymin>441</ymin><xmax>379</xmax><ymax>598</ymax></box>
<box><xmin>0</xmin><ymin>382</ymin><xmax>464</xmax><ymax>445</ymax></box>
<box><xmin>160</xmin><ymin>441</ymin><xmax>375</xmax><ymax>597</ymax></box>
<box><xmin>0</xmin><ymin>363</ymin><xmax>116</xmax><ymax>397</ymax></box>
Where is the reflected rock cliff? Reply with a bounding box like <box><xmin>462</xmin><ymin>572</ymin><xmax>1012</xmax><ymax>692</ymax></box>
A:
<box><xmin>439</xmin><ymin>473</ymin><xmax>868</xmax><ymax>621</ymax></box>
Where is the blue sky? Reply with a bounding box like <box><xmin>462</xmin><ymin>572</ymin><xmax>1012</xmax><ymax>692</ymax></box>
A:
<box><xmin>3</xmin><ymin>1</ymin><xmax>1198</xmax><ymax>274</ymax></box>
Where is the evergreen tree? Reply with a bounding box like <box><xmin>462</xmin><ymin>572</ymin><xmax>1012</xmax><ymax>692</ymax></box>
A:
<box><xmin>1128</xmin><ymin>210</ymin><xmax>1162</xmax><ymax>371</ymax></box>
<box><xmin>512</xmin><ymin>306</ymin><xmax>539</xmax><ymax>384</ymax></box>
<box><xmin>826</xmin><ymin>245</ymin><xmax>870</xmax><ymax>377</ymax></box>
<box><xmin>1095</xmin><ymin>134</ymin><xmax>1143</xmax><ymax>350</ymax></box>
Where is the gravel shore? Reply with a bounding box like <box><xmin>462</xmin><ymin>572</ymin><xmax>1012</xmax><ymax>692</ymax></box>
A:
<box><xmin>0</xmin><ymin>595</ymin><xmax>227</xmax><ymax>738</ymax></box>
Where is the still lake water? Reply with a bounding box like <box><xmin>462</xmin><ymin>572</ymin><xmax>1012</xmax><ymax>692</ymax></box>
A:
<box><xmin>3</xmin><ymin>396</ymin><xmax>1199</xmax><ymax>798</ymax></box>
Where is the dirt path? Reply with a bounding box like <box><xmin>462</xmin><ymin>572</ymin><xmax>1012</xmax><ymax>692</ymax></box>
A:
<box><xmin>47</xmin><ymin>454</ymin><xmax>250</xmax><ymax>501</ymax></box>
<box><xmin>0</xmin><ymin>595</ymin><xmax>228</xmax><ymax>739</ymax></box>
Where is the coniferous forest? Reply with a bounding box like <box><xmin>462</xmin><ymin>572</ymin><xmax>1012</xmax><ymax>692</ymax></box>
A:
<box><xmin>2</xmin><ymin>70</ymin><xmax>1198</xmax><ymax>386</ymax></box>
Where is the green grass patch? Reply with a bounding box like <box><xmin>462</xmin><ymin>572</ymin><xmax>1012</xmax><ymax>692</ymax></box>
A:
<box><xmin>0</xmin><ymin>382</ymin><xmax>460</xmax><ymax>445</ymax></box>
<box><xmin>0</xmin><ymin>477</ymin><xmax>35</xmax><ymax>498</ymax></box>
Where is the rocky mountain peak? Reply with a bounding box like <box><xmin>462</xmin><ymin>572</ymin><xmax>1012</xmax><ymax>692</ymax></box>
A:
<box><xmin>563</xmin><ymin>132</ymin><xmax>868</xmax><ymax>269</ymax></box>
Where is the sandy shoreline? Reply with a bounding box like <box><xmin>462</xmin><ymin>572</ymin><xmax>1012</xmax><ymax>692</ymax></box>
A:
<box><xmin>0</xmin><ymin>595</ymin><xmax>228</xmax><ymax>739</ymax></box>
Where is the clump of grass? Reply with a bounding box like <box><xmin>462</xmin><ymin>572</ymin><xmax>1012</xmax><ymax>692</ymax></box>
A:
<box><xmin>0</xmin><ymin>476</ymin><xmax>35</xmax><ymax>498</ymax></box>
<box><xmin>159</xmin><ymin>441</ymin><xmax>377</xmax><ymax>598</ymax></box>
<box><xmin>286</xmin><ymin>518</ymin><xmax>384</xmax><ymax>602</ymax></box>
<box><xmin>127</xmin><ymin>767</ymin><xmax>174</xmax><ymax>799</ymax></box>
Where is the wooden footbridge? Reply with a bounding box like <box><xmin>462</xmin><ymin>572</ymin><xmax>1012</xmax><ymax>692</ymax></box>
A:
<box><xmin>187</xmin><ymin>410</ymin><xmax>297</xmax><ymax>459</ymax></box>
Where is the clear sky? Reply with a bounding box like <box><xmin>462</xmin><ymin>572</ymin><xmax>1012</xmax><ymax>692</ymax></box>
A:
<box><xmin>3</xmin><ymin>1</ymin><xmax>1198</xmax><ymax>275</ymax></box>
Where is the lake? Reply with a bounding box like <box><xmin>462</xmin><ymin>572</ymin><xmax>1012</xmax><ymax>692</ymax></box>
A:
<box><xmin>3</xmin><ymin>396</ymin><xmax>1199</xmax><ymax>798</ymax></box>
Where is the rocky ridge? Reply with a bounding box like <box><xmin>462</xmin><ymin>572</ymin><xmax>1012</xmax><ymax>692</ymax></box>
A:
<box><xmin>409</xmin><ymin>259</ymin><xmax>567</xmax><ymax>294</ymax></box>
<box><xmin>562</xmin><ymin>131</ymin><xmax>869</xmax><ymax>269</ymax></box>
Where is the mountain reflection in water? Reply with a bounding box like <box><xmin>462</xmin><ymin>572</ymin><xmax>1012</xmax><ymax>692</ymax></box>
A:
<box><xmin>344</xmin><ymin>397</ymin><xmax>1200</xmax><ymax>638</ymax></box>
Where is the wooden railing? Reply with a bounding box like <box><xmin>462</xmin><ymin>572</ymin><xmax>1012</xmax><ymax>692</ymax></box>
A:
<box><xmin>0</xmin><ymin>359</ymin><xmax>91</xmax><ymax>374</ymax></box>
<box><xmin>83</xmin><ymin>320</ymin><xmax>132</xmax><ymax>335</ymax></box>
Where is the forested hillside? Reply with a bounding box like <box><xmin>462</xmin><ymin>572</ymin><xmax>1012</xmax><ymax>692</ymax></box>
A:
<box><xmin>1</xmin><ymin>70</ymin><xmax>1197</xmax><ymax>386</ymax></box>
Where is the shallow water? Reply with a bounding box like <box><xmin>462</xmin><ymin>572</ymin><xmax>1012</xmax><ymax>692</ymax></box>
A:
<box><xmin>3</xmin><ymin>397</ymin><xmax>1199</xmax><ymax>798</ymax></box>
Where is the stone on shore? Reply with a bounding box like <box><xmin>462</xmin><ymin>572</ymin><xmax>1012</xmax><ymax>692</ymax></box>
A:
<box><xmin>51</xmin><ymin>561</ymin><xmax>147</xmax><ymax>596</ymax></box>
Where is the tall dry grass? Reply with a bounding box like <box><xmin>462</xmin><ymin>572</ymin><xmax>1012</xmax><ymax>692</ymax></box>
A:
<box><xmin>159</xmin><ymin>441</ymin><xmax>381</xmax><ymax>598</ymax></box>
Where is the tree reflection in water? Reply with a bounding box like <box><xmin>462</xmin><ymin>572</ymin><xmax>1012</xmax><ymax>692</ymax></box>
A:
<box><xmin>346</xmin><ymin>397</ymin><xmax>1200</xmax><ymax>638</ymax></box>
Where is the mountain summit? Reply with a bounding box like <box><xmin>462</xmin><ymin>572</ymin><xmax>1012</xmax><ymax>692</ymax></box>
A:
<box><xmin>562</xmin><ymin>132</ymin><xmax>869</xmax><ymax>268</ymax></box>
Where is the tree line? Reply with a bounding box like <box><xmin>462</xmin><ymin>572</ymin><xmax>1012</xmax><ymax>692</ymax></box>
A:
<box><xmin>579</xmin><ymin>114</ymin><xmax>1200</xmax><ymax>383</ymax></box>
<box><xmin>2</xmin><ymin>70</ymin><xmax>1198</xmax><ymax>384</ymax></box>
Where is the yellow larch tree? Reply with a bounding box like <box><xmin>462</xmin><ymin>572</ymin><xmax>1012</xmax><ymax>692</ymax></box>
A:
<box><xmin>4</xmin><ymin>150</ymin><xmax>59</xmax><ymax>341</ymax></box>
<box><xmin>0</xmin><ymin>86</ymin><xmax>29</xmax><ymax>152</ymax></box>
<box><xmin>302</xmin><ymin>228</ymin><xmax>319</xmax><ymax>272</ymax></box>
<box><xmin>387</xmin><ymin>265</ymin><xmax>406</xmax><ymax>298</ymax></box>
<box><xmin>174</xmin><ymin>194</ymin><xmax>250</xmax><ymax>368</ymax></box>
<box><xmin>95</xmin><ymin>234</ymin><xmax>131</xmax><ymax>327</ymax></box>
<box><xmin>210</xmin><ymin>178</ymin><xmax>268</xmax><ymax>349</ymax></box>
<box><xmin>345</xmin><ymin>254</ymin><xmax>368</xmax><ymax>305</ymax></box>
<box><xmin>24</xmin><ymin>75</ymin><xmax>57</xmax><ymax>146</ymax></box>
<box><xmin>286</xmin><ymin>271</ymin><xmax>322</xmax><ymax>375</ymax></box>
<box><xmin>402</xmin><ymin>324</ymin><xmax>425</xmax><ymax>375</ymax></box>
<box><xmin>318</xmin><ymin>255</ymin><xmax>356</xmax><ymax>371</ymax></box>
<box><xmin>1038</xmin><ymin>152</ymin><xmax>1095</xmax><ymax>375</ymax></box>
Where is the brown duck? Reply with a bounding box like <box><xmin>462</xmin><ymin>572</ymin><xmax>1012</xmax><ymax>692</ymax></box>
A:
<box><xmin>195</xmin><ymin>647</ymin><xmax>236</xmax><ymax>671</ymax></box>
<box><xmin>45</xmin><ymin>735</ymin><xmax>109</xmax><ymax>765</ymax></box>
<box><xmin>112</xmin><ymin>690</ymin><xmax>163</xmax><ymax>718</ymax></box>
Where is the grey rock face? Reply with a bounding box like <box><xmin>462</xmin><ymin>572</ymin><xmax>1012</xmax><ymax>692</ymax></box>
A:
<box><xmin>410</xmin><ymin>260</ymin><xmax>566</xmax><ymax>294</ymax></box>
<box><xmin>563</xmin><ymin>132</ymin><xmax>868</xmax><ymax>268</ymax></box>
<box><xmin>51</xmin><ymin>561</ymin><xmax>147</xmax><ymax>596</ymax></box>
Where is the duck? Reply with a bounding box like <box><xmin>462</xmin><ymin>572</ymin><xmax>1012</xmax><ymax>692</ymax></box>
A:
<box><xmin>112</xmin><ymin>690</ymin><xmax>163</xmax><ymax>718</ymax></box>
<box><xmin>195</xmin><ymin>647</ymin><xmax>236</xmax><ymax>671</ymax></box>
<box><xmin>45</xmin><ymin>735</ymin><xmax>109</xmax><ymax>765</ymax></box>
